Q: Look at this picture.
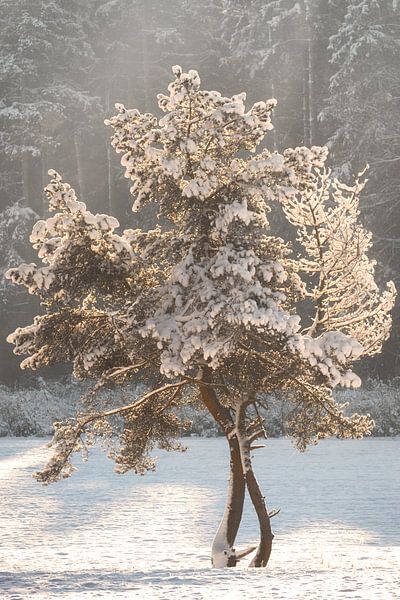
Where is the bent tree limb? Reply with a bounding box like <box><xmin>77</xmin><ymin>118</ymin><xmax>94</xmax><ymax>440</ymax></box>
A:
<box><xmin>35</xmin><ymin>380</ymin><xmax>190</xmax><ymax>484</ymax></box>
<box><xmin>198</xmin><ymin>371</ymin><xmax>246</xmax><ymax>567</ymax></box>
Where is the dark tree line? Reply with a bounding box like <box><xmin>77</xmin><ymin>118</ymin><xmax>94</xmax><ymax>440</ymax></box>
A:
<box><xmin>1</xmin><ymin>0</ymin><xmax>399</xmax><ymax>384</ymax></box>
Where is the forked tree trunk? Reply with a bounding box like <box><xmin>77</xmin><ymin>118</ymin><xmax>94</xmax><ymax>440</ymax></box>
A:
<box><xmin>236</xmin><ymin>402</ymin><xmax>274</xmax><ymax>568</ymax></box>
<box><xmin>246</xmin><ymin>462</ymin><xmax>274</xmax><ymax>567</ymax></box>
<box><xmin>198</xmin><ymin>373</ymin><xmax>274</xmax><ymax>568</ymax></box>
<box><xmin>198</xmin><ymin>376</ymin><xmax>245</xmax><ymax>567</ymax></box>
<box><xmin>212</xmin><ymin>435</ymin><xmax>247</xmax><ymax>567</ymax></box>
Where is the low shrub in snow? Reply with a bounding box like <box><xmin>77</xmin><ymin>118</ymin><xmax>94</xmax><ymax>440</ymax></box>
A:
<box><xmin>0</xmin><ymin>379</ymin><xmax>84</xmax><ymax>436</ymax></box>
<box><xmin>1</xmin><ymin>379</ymin><xmax>398</xmax><ymax>438</ymax></box>
<box><xmin>336</xmin><ymin>380</ymin><xmax>400</xmax><ymax>437</ymax></box>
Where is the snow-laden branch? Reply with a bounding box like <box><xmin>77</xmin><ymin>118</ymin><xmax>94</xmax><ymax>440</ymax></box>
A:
<box><xmin>34</xmin><ymin>380</ymin><xmax>190</xmax><ymax>485</ymax></box>
<box><xmin>279</xmin><ymin>166</ymin><xmax>396</xmax><ymax>353</ymax></box>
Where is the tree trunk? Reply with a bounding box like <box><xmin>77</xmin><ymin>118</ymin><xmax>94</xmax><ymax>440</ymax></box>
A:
<box><xmin>140</xmin><ymin>3</ymin><xmax>150</xmax><ymax>111</ymax></box>
<box><xmin>302</xmin><ymin>0</ymin><xmax>314</xmax><ymax>146</ymax></box>
<box><xmin>198</xmin><ymin>373</ymin><xmax>246</xmax><ymax>567</ymax></box>
<box><xmin>104</xmin><ymin>86</ymin><xmax>115</xmax><ymax>216</ymax></box>
<box><xmin>212</xmin><ymin>433</ymin><xmax>247</xmax><ymax>567</ymax></box>
<box><xmin>21</xmin><ymin>152</ymin><xmax>31</xmax><ymax>206</ymax></box>
<box><xmin>41</xmin><ymin>148</ymin><xmax>48</xmax><ymax>216</ymax></box>
<box><xmin>268</xmin><ymin>26</ymin><xmax>278</xmax><ymax>152</ymax></box>
<box><xmin>21</xmin><ymin>152</ymin><xmax>42</xmax><ymax>215</ymax></box>
<box><xmin>246</xmin><ymin>467</ymin><xmax>273</xmax><ymax>567</ymax></box>
<box><xmin>198</xmin><ymin>373</ymin><xmax>274</xmax><ymax>568</ymax></box>
<box><xmin>236</xmin><ymin>404</ymin><xmax>274</xmax><ymax>568</ymax></box>
<box><xmin>74</xmin><ymin>131</ymin><xmax>86</xmax><ymax>200</ymax></box>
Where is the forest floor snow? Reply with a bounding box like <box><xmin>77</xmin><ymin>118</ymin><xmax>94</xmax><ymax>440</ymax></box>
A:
<box><xmin>0</xmin><ymin>436</ymin><xmax>399</xmax><ymax>599</ymax></box>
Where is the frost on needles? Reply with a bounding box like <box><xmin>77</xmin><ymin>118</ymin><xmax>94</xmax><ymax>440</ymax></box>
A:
<box><xmin>6</xmin><ymin>66</ymin><xmax>395</xmax><ymax>568</ymax></box>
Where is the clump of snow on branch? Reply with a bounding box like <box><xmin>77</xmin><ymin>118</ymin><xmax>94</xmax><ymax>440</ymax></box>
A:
<box><xmin>6</xmin><ymin>170</ymin><xmax>138</xmax><ymax>375</ymax></box>
<box><xmin>6</xmin><ymin>171</ymin><xmax>133</xmax><ymax>299</ymax></box>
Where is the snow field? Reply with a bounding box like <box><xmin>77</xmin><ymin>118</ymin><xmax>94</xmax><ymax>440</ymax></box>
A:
<box><xmin>0</xmin><ymin>437</ymin><xmax>399</xmax><ymax>599</ymax></box>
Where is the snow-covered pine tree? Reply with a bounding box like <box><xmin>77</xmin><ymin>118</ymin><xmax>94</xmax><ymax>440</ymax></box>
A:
<box><xmin>6</xmin><ymin>67</ymin><xmax>395</xmax><ymax>568</ymax></box>
<box><xmin>0</xmin><ymin>202</ymin><xmax>38</xmax><ymax>383</ymax></box>
<box><xmin>226</xmin><ymin>0</ymin><xmax>349</xmax><ymax>148</ymax></box>
<box><xmin>321</xmin><ymin>0</ymin><xmax>400</xmax><ymax>375</ymax></box>
<box><xmin>0</xmin><ymin>0</ymin><xmax>98</xmax><ymax>212</ymax></box>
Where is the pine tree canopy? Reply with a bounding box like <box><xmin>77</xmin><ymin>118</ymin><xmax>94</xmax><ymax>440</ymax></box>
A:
<box><xmin>6</xmin><ymin>67</ymin><xmax>395</xmax><ymax>482</ymax></box>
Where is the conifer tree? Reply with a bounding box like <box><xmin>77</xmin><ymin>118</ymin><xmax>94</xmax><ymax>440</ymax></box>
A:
<box><xmin>0</xmin><ymin>0</ymin><xmax>98</xmax><ymax>211</ymax></box>
<box><xmin>6</xmin><ymin>67</ymin><xmax>395</xmax><ymax>568</ymax></box>
<box><xmin>0</xmin><ymin>202</ymin><xmax>38</xmax><ymax>383</ymax></box>
<box><xmin>222</xmin><ymin>0</ymin><xmax>346</xmax><ymax>148</ymax></box>
<box><xmin>321</xmin><ymin>0</ymin><xmax>400</xmax><ymax>374</ymax></box>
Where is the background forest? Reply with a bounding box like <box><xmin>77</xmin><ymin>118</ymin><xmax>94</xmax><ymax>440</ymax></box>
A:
<box><xmin>1</xmin><ymin>0</ymin><xmax>399</xmax><ymax>387</ymax></box>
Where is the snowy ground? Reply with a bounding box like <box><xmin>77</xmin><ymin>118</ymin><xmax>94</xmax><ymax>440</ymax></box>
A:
<box><xmin>0</xmin><ymin>437</ymin><xmax>399</xmax><ymax>599</ymax></box>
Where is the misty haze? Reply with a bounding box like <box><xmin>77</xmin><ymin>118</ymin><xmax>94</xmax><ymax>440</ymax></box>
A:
<box><xmin>0</xmin><ymin>2</ymin><xmax>399</xmax><ymax>599</ymax></box>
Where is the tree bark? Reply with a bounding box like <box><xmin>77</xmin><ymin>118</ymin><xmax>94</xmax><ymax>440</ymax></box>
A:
<box><xmin>21</xmin><ymin>152</ymin><xmax>42</xmax><ymax>215</ymax></box>
<box><xmin>21</xmin><ymin>152</ymin><xmax>31</xmax><ymax>207</ymax></box>
<box><xmin>74</xmin><ymin>131</ymin><xmax>86</xmax><ymax>200</ymax></box>
<box><xmin>236</xmin><ymin>404</ymin><xmax>274</xmax><ymax>568</ymax></box>
<box><xmin>198</xmin><ymin>373</ymin><xmax>274</xmax><ymax>568</ymax></box>
<box><xmin>198</xmin><ymin>373</ymin><xmax>246</xmax><ymax>567</ymax></box>
<box><xmin>302</xmin><ymin>0</ymin><xmax>314</xmax><ymax>146</ymax></box>
<box><xmin>246</xmin><ymin>466</ymin><xmax>273</xmax><ymax>567</ymax></box>
<box><xmin>140</xmin><ymin>3</ymin><xmax>150</xmax><ymax>111</ymax></box>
